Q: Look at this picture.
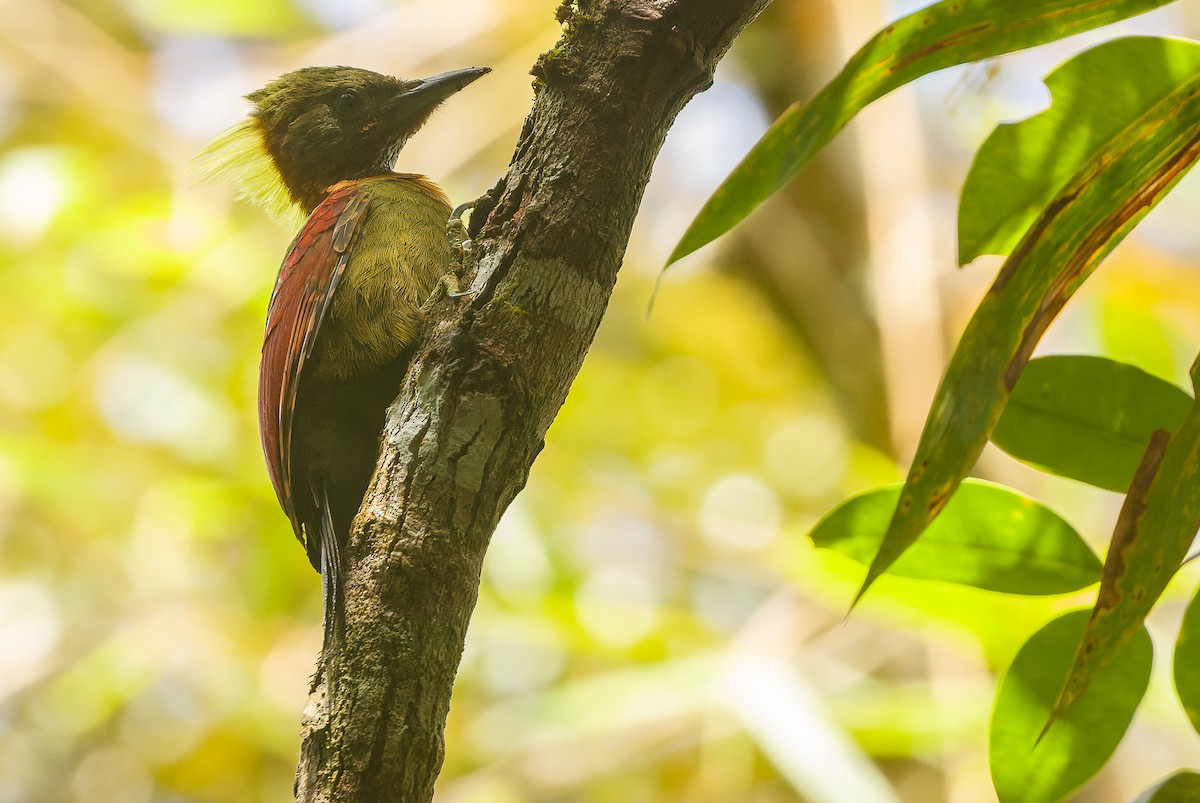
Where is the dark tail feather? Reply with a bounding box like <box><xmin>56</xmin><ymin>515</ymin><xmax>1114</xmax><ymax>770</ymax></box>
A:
<box><xmin>314</xmin><ymin>481</ymin><xmax>344</xmax><ymax>650</ymax></box>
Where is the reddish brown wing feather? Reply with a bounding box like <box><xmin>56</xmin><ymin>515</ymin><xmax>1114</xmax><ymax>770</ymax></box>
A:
<box><xmin>259</xmin><ymin>184</ymin><xmax>371</xmax><ymax>545</ymax></box>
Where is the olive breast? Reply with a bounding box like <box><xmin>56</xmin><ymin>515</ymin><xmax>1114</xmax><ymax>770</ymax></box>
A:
<box><xmin>310</xmin><ymin>175</ymin><xmax>453</xmax><ymax>381</ymax></box>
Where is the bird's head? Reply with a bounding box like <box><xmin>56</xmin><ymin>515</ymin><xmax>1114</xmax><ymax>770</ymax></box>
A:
<box><xmin>197</xmin><ymin>65</ymin><xmax>490</xmax><ymax>218</ymax></box>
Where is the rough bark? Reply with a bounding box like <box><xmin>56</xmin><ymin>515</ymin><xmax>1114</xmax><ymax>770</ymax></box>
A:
<box><xmin>294</xmin><ymin>0</ymin><xmax>771</xmax><ymax>800</ymax></box>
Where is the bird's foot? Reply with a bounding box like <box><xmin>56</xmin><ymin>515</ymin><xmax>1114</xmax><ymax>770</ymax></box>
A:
<box><xmin>430</xmin><ymin>199</ymin><xmax>485</xmax><ymax>310</ymax></box>
<box><xmin>446</xmin><ymin>198</ymin><xmax>481</xmax><ymax>258</ymax></box>
<box><xmin>446</xmin><ymin>210</ymin><xmax>469</xmax><ymax>254</ymax></box>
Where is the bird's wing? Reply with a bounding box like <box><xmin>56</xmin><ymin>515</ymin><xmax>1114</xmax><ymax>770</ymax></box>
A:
<box><xmin>259</xmin><ymin>184</ymin><xmax>372</xmax><ymax>546</ymax></box>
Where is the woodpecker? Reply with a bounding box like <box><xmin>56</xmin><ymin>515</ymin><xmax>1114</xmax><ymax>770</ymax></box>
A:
<box><xmin>198</xmin><ymin>65</ymin><xmax>490</xmax><ymax>640</ymax></box>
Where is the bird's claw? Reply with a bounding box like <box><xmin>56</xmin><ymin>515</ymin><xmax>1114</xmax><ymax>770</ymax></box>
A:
<box><xmin>438</xmin><ymin>197</ymin><xmax>485</xmax><ymax>306</ymax></box>
<box><xmin>426</xmin><ymin>200</ymin><xmax>481</xmax><ymax>312</ymax></box>
<box><xmin>451</xmin><ymin>199</ymin><xmax>478</xmax><ymax>221</ymax></box>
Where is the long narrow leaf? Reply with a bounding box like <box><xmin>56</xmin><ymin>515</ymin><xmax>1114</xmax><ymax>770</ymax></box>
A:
<box><xmin>1041</xmin><ymin>351</ymin><xmax>1200</xmax><ymax>727</ymax></box>
<box><xmin>1037</xmin><ymin>351</ymin><xmax>1200</xmax><ymax>727</ymax></box>
<box><xmin>857</xmin><ymin>40</ymin><xmax>1200</xmax><ymax>603</ymax></box>
<box><xmin>666</xmin><ymin>0</ymin><xmax>1177</xmax><ymax>266</ymax></box>
<box><xmin>1040</xmin><ymin>425</ymin><xmax>1172</xmax><ymax>726</ymax></box>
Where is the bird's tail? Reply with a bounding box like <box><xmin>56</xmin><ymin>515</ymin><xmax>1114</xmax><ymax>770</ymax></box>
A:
<box><xmin>314</xmin><ymin>481</ymin><xmax>344</xmax><ymax>651</ymax></box>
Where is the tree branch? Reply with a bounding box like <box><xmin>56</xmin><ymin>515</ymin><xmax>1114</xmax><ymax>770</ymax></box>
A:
<box><xmin>295</xmin><ymin>1</ymin><xmax>770</xmax><ymax>799</ymax></box>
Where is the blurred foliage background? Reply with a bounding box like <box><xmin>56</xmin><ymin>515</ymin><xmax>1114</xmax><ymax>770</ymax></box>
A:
<box><xmin>2</xmin><ymin>0</ymin><xmax>1200</xmax><ymax>801</ymax></box>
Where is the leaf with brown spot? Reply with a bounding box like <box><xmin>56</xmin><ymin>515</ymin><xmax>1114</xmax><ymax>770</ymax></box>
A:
<box><xmin>855</xmin><ymin>38</ymin><xmax>1200</xmax><ymax>605</ymax></box>
<box><xmin>1044</xmin><ymin>352</ymin><xmax>1200</xmax><ymax>730</ymax></box>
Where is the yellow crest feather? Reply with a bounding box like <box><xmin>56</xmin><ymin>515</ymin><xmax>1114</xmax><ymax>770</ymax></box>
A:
<box><xmin>193</xmin><ymin>120</ymin><xmax>303</xmax><ymax>225</ymax></box>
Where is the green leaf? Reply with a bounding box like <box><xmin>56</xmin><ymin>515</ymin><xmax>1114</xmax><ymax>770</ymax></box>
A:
<box><xmin>992</xmin><ymin>355</ymin><xmax>1193</xmax><ymax>492</ymax></box>
<box><xmin>990</xmin><ymin>610</ymin><xmax>1152</xmax><ymax>803</ymax></box>
<box><xmin>810</xmin><ymin>479</ymin><xmax>1100</xmax><ymax>594</ymax></box>
<box><xmin>1133</xmin><ymin>771</ymin><xmax>1200</xmax><ymax>803</ymax></box>
<box><xmin>857</xmin><ymin>38</ymin><xmax>1200</xmax><ymax>604</ymax></box>
<box><xmin>666</xmin><ymin>0</ymin><xmax>1178</xmax><ymax>266</ymax></box>
<box><xmin>1173</xmin><ymin>585</ymin><xmax>1200</xmax><ymax>734</ymax></box>
<box><xmin>960</xmin><ymin>36</ymin><xmax>1200</xmax><ymax>263</ymax></box>
<box><xmin>1046</xmin><ymin>356</ymin><xmax>1200</xmax><ymax>724</ymax></box>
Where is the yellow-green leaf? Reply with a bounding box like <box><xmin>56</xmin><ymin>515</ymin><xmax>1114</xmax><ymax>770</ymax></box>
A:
<box><xmin>990</xmin><ymin>610</ymin><xmax>1152</xmax><ymax>803</ymax></box>
<box><xmin>809</xmin><ymin>479</ymin><xmax>1100</xmax><ymax>594</ymax></box>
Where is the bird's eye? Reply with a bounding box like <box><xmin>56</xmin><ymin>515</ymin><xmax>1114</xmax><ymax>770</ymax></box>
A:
<box><xmin>334</xmin><ymin>90</ymin><xmax>362</xmax><ymax>115</ymax></box>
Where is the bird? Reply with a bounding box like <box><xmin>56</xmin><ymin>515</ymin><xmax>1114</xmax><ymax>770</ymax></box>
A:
<box><xmin>196</xmin><ymin>64</ymin><xmax>490</xmax><ymax>643</ymax></box>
